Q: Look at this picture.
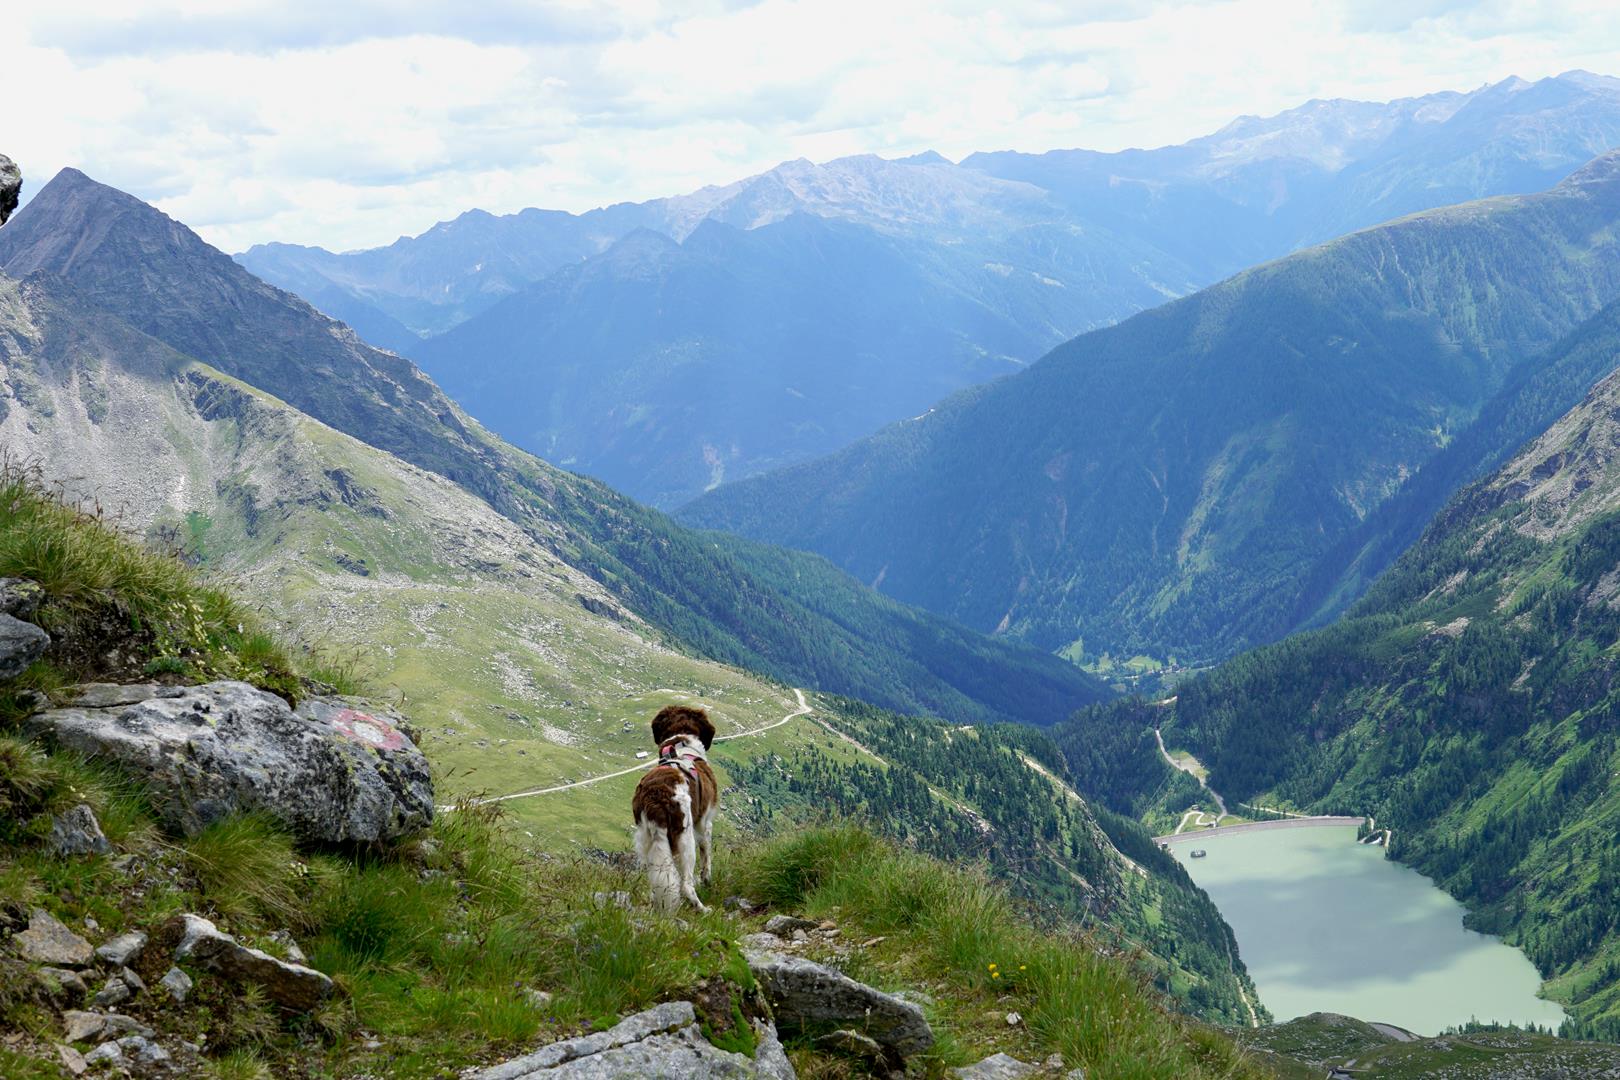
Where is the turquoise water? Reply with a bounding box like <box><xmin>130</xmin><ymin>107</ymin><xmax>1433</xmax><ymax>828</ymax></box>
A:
<box><xmin>1171</xmin><ymin>824</ymin><xmax>1564</xmax><ymax>1035</ymax></box>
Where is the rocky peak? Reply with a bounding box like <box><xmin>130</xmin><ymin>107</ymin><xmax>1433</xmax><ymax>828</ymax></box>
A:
<box><xmin>0</xmin><ymin>154</ymin><xmax>19</xmax><ymax>226</ymax></box>
<box><xmin>1558</xmin><ymin>149</ymin><xmax>1620</xmax><ymax>192</ymax></box>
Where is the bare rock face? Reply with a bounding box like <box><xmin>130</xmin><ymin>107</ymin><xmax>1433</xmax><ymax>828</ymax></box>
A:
<box><xmin>168</xmin><ymin>913</ymin><xmax>333</xmax><ymax>1011</ymax></box>
<box><xmin>743</xmin><ymin>944</ymin><xmax>933</xmax><ymax>1059</ymax></box>
<box><xmin>471</xmin><ymin>1000</ymin><xmax>795</xmax><ymax>1079</ymax></box>
<box><xmin>28</xmin><ymin>681</ymin><xmax>433</xmax><ymax>844</ymax></box>
<box><xmin>0</xmin><ymin>155</ymin><xmax>19</xmax><ymax>226</ymax></box>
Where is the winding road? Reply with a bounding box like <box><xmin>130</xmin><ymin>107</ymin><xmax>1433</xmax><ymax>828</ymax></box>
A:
<box><xmin>449</xmin><ymin>688</ymin><xmax>811</xmax><ymax>808</ymax></box>
<box><xmin>1155</xmin><ymin>728</ymin><xmax>1229</xmax><ymax>821</ymax></box>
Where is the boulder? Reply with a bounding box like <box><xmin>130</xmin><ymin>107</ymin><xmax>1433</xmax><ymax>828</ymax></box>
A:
<box><xmin>763</xmin><ymin>915</ymin><xmax>820</xmax><ymax>936</ymax></box>
<box><xmin>95</xmin><ymin>931</ymin><xmax>147</xmax><ymax>968</ymax></box>
<box><xmin>0</xmin><ymin>612</ymin><xmax>49</xmax><ymax>678</ymax></box>
<box><xmin>470</xmin><ymin>1000</ymin><xmax>795</xmax><ymax>1079</ymax></box>
<box><xmin>38</xmin><ymin>966</ymin><xmax>88</xmax><ymax>999</ymax></box>
<box><xmin>169</xmin><ymin>913</ymin><xmax>333</xmax><ymax>1011</ymax></box>
<box><xmin>93</xmin><ymin>975</ymin><xmax>131</xmax><ymax>1006</ymax></box>
<box><xmin>744</xmin><ymin>944</ymin><xmax>932</xmax><ymax>1057</ymax></box>
<box><xmin>12</xmin><ymin>908</ymin><xmax>94</xmax><ymax>966</ymax></box>
<box><xmin>62</xmin><ymin>1010</ymin><xmax>105</xmax><ymax>1042</ymax></box>
<box><xmin>159</xmin><ymin>966</ymin><xmax>193</xmax><ymax>1003</ymax></box>
<box><xmin>49</xmin><ymin>804</ymin><xmax>111</xmax><ymax>857</ymax></box>
<box><xmin>0</xmin><ymin>578</ymin><xmax>43</xmax><ymax>619</ymax></box>
<box><xmin>0</xmin><ymin>154</ymin><xmax>18</xmax><ymax>227</ymax></box>
<box><xmin>28</xmin><ymin>681</ymin><xmax>433</xmax><ymax>843</ymax></box>
<box><xmin>950</xmin><ymin>1053</ymin><xmax>1041</xmax><ymax>1079</ymax></box>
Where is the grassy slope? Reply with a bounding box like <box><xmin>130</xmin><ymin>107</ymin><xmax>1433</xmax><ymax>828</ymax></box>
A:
<box><xmin>0</xmin><ymin>466</ymin><xmax>1271</xmax><ymax>1078</ymax></box>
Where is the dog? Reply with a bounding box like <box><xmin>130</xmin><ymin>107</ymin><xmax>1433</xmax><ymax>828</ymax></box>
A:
<box><xmin>632</xmin><ymin>704</ymin><xmax>718</xmax><ymax>912</ymax></box>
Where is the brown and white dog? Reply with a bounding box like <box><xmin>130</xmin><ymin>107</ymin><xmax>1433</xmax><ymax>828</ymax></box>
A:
<box><xmin>632</xmin><ymin>705</ymin><xmax>718</xmax><ymax>912</ymax></box>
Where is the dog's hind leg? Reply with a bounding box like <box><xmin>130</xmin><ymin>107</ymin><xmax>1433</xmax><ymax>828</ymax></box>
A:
<box><xmin>698</xmin><ymin>807</ymin><xmax>715</xmax><ymax>886</ymax></box>
<box><xmin>674</xmin><ymin>785</ymin><xmax>706</xmax><ymax>910</ymax></box>
<box><xmin>635</xmin><ymin>816</ymin><xmax>681</xmax><ymax>913</ymax></box>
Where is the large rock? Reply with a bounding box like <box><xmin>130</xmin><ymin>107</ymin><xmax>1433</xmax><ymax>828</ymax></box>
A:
<box><xmin>471</xmin><ymin>1001</ymin><xmax>794</xmax><ymax>1079</ymax></box>
<box><xmin>49</xmin><ymin>804</ymin><xmax>111</xmax><ymax>856</ymax></box>
<box><xmin>11</xmin><ymin>908</ymin><xmax>93</xmax><ymax>966</ymax></box>
<box><xmin>169</xmin><ymin>913</ymin><xmax>333</xmax><ymax>1011</ymax></box>
<box><xmin>0</xmin><ymin>612</ymin><xmax>49</xmax><ymax>678</ymax></box>
<box><xmin>0</xmin><ymin>578</ymin><xmax>43</xmax><ymax>619</ymax></box>
<box><xmin>0</xmin><ymin>155</ymin><xmax>19</xmax><ymax>227</ymax></box>
<box><xmin>28</xmin><ymin>681</ymin><xmax>433</xmax><ymax>843</ymax></box>
<box><xmin>744</xmin><ymin>945</ymin><xmax>932</xmax><ymax>1057</ymax></box>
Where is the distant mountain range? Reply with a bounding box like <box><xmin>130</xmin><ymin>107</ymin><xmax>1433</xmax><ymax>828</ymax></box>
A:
<box><xmin>0</xmin><ymin>168</ymin><xmax>1105</xmax><ymax>726</ymax></box>
<box><xmin>684</xmin><ymin>153</ymin><xmax>1620</xmax><ymax>672</ymax></box>
<box><xmin>238</xmin><ymin>71</ymin><xmax>1620</xmax><ymax>507</ymax></box>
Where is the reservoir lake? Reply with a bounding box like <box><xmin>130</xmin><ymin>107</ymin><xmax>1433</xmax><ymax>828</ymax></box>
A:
<box><xmin>1170</xmin><ymin>823</ymin><xmax>1565</xmax><ymax>1035</ymax></box>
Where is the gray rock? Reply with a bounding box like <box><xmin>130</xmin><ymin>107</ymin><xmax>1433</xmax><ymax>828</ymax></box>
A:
<box><xmin>470</xmin><ymin>1001</ymin><xmax>795</xmax><ymax>1079</ymax></box>
<box><xmin>950</xmin><ymin>1053</ymin><xmax>1040</xmax><ymax>1079</ymax></box>
<box><xmin>28</xmin><ymin>681</ymin><xmax>434</xmax><ymax>843</ymax></box>
<box><xmin>723</xmin><ymin>896</ymin><xmax>759</xmax><ymax>913</ymax></box>
<box><xmin>95</xmin><ymin>931</ymin><xmax>147</xmax><ymax>968</ymax></box>
<box><xmin>55</xmin><ymin>1043</ymin><xmax>88</xmax><ymax>1077</ymax></box>
<box><xmin>591</xmin><ymin>890</ymin><xmax>632</xmax><ymax>911</ymax></box>
<box><xmin>0</xmin><ymin>578</ymin><xmax>43</xmax><ymax>619</ymax></box>
<box><xmin>121</xmin><ymin>966</ymin><xmax>146</xmax><ymax>993</ymax></box>
<box><xmin>159</xmin><ymin>966</ymin><xmax>193</xmax><ymax>1003</ymax></box>
<box><xmin>738</xmin><ymin>932</ymin><xmax>784</xmax><ymax>953</ymax></box>
<box><xmin>101</xmin><ymin>1014</ymin><xmax>154</xmax><ymax>1039</ymax></box>
<box><xmin>63</xmin><ymin>1010</ymin><xmax>105</xmax><ymax>1042</ymax></box>
<box><xmin>66</xmin><ymin>683</ymin><xmax>163</xmax><ymax>709</ymax></box>
<box><xmin>741</xmin><ymin>945</ymin><xmax>933</xmax><ymax>1055</ymax></box>
<box><xmin>82</xmin><ymin>1041</ymin><xmax>122</xmax><ymax>1067</ymax></box>
<box><xmin>0</xmin><ymin>155</ymin><xmax>18</xmax><ymax>227</ymax></box>
<box><xmin>763</xmin><ymin>915</ymin><xmax>819</xmax><ymax>936</ymax></box>
<box><xmin>49</xmin><ymin>804</ymin><xmax>111</xmax><ymax>857</ymax></box>
<box><xmin>13</xmin><ymin>908</ymin><xmax>94</xmax><ymax>966</ymax></box>
<box><xmin>39</xmin><ymin>966</ymin><xmax>89</xmax><ymax>999</ymax></box>
<box><xmin>93</xmin><ymin>975</ymin><xmax>131</xmax><ymax>1006</ymax></box>
<box><xmin>117</xmin><ymin>1035</ymin><xmax>170</xmax><ymax>1066</ymax></box>
<box><xmin>0</xmin><ymin>611</ymin><xmax>49</xmax><ymax>678</ymax></box>
<box><xmin>744</xmin><ymin>946</ymin><xmax>932</xmax><ymax>1057</ymax></box>
<box><xmin>171</xmin><ymin>913</ymin><xmax>333</xmax><ymax>1011</ymax></box>
<box><xmin>816</xmin><ymin>1029</ymin><xmax>883</xmax><ymax>1059</ymax></box>
<box><xmin>266</xmin><ymin>928</ymin><xmax>307</xmax><ymax>965</ymax></box>
<box><xmin>523</xmin><ymin>988</ymin><xmax>554</xmax><ymax>1010</ymax></box>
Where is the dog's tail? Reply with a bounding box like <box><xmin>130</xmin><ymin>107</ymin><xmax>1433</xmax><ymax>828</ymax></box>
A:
<box><xmin>635</xmin><ymin>811</ymin><xmax>685</xmax><ymax>913</ymax></box>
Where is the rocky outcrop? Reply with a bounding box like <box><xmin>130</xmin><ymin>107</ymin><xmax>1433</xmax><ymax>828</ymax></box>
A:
<box><xmin>27</xmin><ymin>681</ymin><xmax>433</xmax><ymax>844</ymax></box>
<box><xmin>0</xmin><ymin>155</ymin><xmax>19</xmax><ymax>226</ymax></box>
<box><xmin>471</xmin><ymin>1000</ymin><xmax>795</xmax><ymax>1079</ymax></box>
<box><xmin>11</xmin><ymin>909</ymin><xmax>94</xmax><ymax>967</ymax></box>
<box><xmin>168</xmin><ymin>913</ymin><xmax>333</xmax><ymax>1011</ymax></box>
<box><xmin>743</xmin><ymin>938</ymin><xmax>933</xmax><ymax>1059</ymax></box>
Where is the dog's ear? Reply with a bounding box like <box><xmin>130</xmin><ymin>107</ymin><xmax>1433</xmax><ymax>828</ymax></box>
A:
<box><xmin>651</xmin><ymin>705</ymin><xmax>679</xmax><ymax>746</ymax></box>
<box><xmin>694</xmin><ymin>709</ymin><xmax>716</xmax><ymax>749</ymax></box>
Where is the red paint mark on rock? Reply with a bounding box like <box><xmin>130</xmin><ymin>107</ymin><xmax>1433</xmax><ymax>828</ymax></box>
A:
<box><xmin>331</xmin><ymin>709</ymin><xmax>408</xmax><ymax>752</ymax></box>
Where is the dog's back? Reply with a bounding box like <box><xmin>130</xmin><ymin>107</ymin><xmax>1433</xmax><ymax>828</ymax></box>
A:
<box><xmin>633</xmin><ymin>705</ymin><xmax>718</xmax><ymax>912</ymax></box>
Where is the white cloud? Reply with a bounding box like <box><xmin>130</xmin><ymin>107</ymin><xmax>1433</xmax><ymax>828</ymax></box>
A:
<box><xmin>2</xmin><ymin>0</ymin><xmax>1617</xmax><ymax>252</ymax></box>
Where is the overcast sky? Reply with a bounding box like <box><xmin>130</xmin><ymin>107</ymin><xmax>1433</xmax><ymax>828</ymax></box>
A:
<box><xmin>4</xmin><ymin>0</ymin><xmax>1618</xmax><ymax>253</ymax></box>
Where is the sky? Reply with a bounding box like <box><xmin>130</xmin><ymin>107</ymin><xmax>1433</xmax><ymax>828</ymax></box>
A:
<box><xmin>4</xmin><ymin>0</ymin><xmax>1619</xmax><ymax>253</ymax></box>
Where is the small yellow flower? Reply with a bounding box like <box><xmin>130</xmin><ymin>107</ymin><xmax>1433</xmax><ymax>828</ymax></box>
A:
<box><xmin>1019</xmin><ymin>965</ymin><xmax>1027</xmax><ymax>971</ymax></box>
<box><xmin>992</xmin><ymin>971</ymin><xmax>1001</xmax><ymax>979</ymax></box>
<box><xmin>987</xmin><ymin>963</ymin><xmax>997</xmax><ymax>970</ymax></box>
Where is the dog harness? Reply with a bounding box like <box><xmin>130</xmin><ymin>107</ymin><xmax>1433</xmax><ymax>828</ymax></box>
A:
<box><xmin>658</xmin><ymin>739</ymin><xmax>705</xmax><ymax>780</ymax></box>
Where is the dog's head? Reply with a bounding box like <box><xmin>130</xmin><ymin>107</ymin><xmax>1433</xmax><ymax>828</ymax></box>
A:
<box><xmin>651</xmin><ymin>704</ymin><xmax>715</xmax><ymax>750</ymax></box>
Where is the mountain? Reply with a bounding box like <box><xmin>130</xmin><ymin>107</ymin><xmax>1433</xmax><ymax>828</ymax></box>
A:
<box><xmin>234</xmin><ymin>73</ymin><xmax>1620</xmax><ymax>507</ymax></box>
<box><xmin>965</xmin><ymin>71</ymin><xmax>1620</xmax><ymax>278</ymax></box>
<box><xmin>1056</xmin><ymin>293</ymin><xmax>1620</xmax><ymax>1035</ymax></box>
<box><xmin>683</xmin><ymin>154</ymin><xmax>1620</xmax><ymax>673</ymax></box>
<box><xmin>0</xmin><ymin>167</ymin><xmax>1107</xmax><ymax>727</ymax></box>
<box><xmin>412</xmin><ymin>211</ymin><xmax>1149</xmax><ymax>505</ymax></box>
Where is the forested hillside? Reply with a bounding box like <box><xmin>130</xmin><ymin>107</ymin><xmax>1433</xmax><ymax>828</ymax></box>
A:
<box><xmin>1056</xmin><ymin>299</ymin><xmax>1620</xmax><ymax>1034</ymax></box>
<box><xmin>686</xmin><ymin>152</ymin><xmax>1620</xmax><ymax>674</ymax></box>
